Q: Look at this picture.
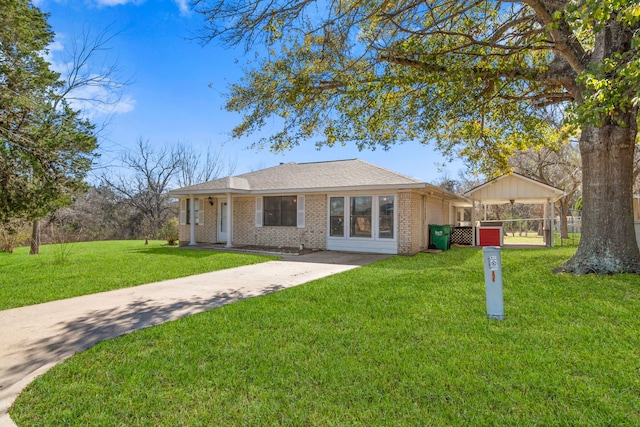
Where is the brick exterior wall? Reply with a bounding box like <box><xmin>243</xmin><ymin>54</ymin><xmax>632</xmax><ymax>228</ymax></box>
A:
<box><xmin>397</xmin><ymin>191</ymin><xmax>422</xmax><ymax>254</ymax></box>
<box><xmin>426</xmin><ymin>196</ymin><xmax>445</xmax><ymax>225</ymax></box>
<box><xmin>179</xmin><ymin>191</ymin><xmax>440</xmax><ymax>254</ymax></box>
<box><xmin>303</xmin><ymin>194</ymin><xmax>328</xmax><ymax>248</ymax></box>
<box><xmin>233</xmin><ymin>194</ymin><xmax>327</xmax><ymax>249</ymax></box>
<box><xmin>180</xmin><ymin>194</ymin><xmax>327</xmax><ymax>248</ymax></box>
<box><xmin>198</xmin><ymin>199</ymin><xmax>217</xmax><ymax>242</ymax></box>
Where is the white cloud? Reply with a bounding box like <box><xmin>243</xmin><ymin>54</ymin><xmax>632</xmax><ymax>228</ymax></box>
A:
<box><xmin>44</xmin><ymin>35</ymin><xmax>136</xmax><ymax>119</ymax></box>
<box><xmin>44</xmin><ymin>38</ymin><xmax>72</xmax><ymax>77</ymax></box>
<box><xmin>174</xmin><ymin>0</ymin><xmax>190</xmax><ymax>15</ymax></box>
<box><xmin>94</xmin><ymin>0</ymin><xmax>144</xmax><ymax>6</ymax></box>
<box><xmin>37</xmin><ymin>0</ymin><xmax>145</xmax><ymax>6</ymax></box>
<box><xmin>48</xmin><ymin>40</ymin><xmax>65</xmax><ymax>54</ymax></box>
<box><xmin>91</xmin><ymin>0</ymin><xmax>188</xmax><ymax>14</ymax></box>
<box><xmin>67</xmin><ymin>81</ymin><xmax>136</xmax><ymax>119</ymax></box>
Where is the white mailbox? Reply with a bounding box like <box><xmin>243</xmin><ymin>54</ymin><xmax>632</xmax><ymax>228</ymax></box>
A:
<box><xmin>483</xmin><ymin>246</ymin><xmax>504</xmax><ymax>320</ymax></box>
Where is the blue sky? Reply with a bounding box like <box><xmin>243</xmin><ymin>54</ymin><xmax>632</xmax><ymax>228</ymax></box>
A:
<box><xmin>37</xmin><ymin>0</ymin><xmax>465</xmax><ymax>184</ymax></box>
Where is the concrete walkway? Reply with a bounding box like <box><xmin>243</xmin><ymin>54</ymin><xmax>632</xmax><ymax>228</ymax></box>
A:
<box><xmin>0</xmin><ymin>251</ymin><xmax>388</xmax><ymax>426</ymax></box>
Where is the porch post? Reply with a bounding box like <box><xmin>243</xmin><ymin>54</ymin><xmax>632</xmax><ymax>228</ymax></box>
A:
<box><xmin>543</xmin><ymin>199</ymin><xmax>552</xmax><ymax>247</ymax></box>
<box><xmin>543</xmin><ymin>200</ymin><xmax>547</xmax><ymax>246</ymax></box>
<box><xmin>471</xmin><ymin>201</ymin><xmax>477</xmax><ymax>246</ymax></box>
<box><xmin>189</xmin><ymin>195</ymin><xmax>196</xmax><ymax>246</ymax></box>
<box><xmin>225</xmin><ymin>193</ymin><xmax>233</xmax><ymax>248</ymax></box>
<box><xmin>549</xmin><ymin>198</ymin><xmax>555</xmax><ymax>248</ymax></box>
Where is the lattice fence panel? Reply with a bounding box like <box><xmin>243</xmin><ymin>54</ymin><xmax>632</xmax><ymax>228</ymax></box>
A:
<box><xmin>451</xmin><ymin>226</ymin><xmax>473</xmax><ymax>245</ymax></box>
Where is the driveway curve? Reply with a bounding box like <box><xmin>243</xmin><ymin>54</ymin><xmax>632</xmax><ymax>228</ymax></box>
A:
<box><xmin>0</xmin><ymin>251</ymin><xmax>389</xmax><ymax>427</ymax></box>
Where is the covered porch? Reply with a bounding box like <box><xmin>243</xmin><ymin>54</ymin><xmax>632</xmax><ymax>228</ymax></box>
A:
<box><xmin>464</xmin><ymin>173</ymin><xmax>564</xmax><ymax>247</ymax></box>
<box><xmin>181</xmin><ymin>192</ymin><xmax>235</xmax><ymax>247</ymax></box>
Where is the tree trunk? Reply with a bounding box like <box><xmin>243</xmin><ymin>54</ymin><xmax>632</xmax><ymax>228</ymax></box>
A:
<box><xmin>555</xmin><ymin>118</ymin><xmax>640</xmax><ymax>274</ymax></box>
<box><xmin>29</xmin><ymin>220</ymin><xmax>40</xmax><ymax>255</ymax></box>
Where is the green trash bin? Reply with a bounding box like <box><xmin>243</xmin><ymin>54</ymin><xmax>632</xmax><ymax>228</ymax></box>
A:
<box><xmin>443</xmin><ymin>225</ymin><xmax>453</xmax><ymax>249</ymax></box>
<box><xmin>429</xmin><ymin>224</ymin><xmax>452</xmax><ymax>250</ymax></box>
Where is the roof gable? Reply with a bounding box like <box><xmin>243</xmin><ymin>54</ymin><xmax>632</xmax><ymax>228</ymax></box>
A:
<box><xmin>465</xmin><ymin>173</ymin><xmax>564</xmax><ymax>204</ymax></box>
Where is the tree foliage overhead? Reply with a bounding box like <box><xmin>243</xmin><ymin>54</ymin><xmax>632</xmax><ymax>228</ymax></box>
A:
<box><xmin>0</xmin><ymin>0</ymin><xmax>98</xmax><ymax>224</ymax></box>
<box><xmin>196</xmin><ymin>0</ymin><xmax>640</xmax><ymax>274</ymax></box>
<box><xmin>196</xmin><ymin>0</ymin><xmax>638</xmax><ymax>172</ymax></box>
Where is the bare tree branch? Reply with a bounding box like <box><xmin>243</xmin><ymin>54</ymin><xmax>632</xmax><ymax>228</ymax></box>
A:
<box><xmin>101</xmin><ymin>139</ymin><xmax>181</xmax><ymax>237</ymax></box>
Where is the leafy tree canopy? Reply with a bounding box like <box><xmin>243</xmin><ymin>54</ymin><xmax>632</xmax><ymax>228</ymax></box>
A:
<box><xmin>196</xmin><ymin>0</ymin><xmax>638</xmax><ymax>174</ymax></box>
<box><xmin>0</xmin><ymin>0</ymin><xmax>98</xmax><ymax>224</ymax></box>
<box><xmin>196</xmin><ymin>0</ymin><xmax>640</xmax><ymax>274</ymax></box>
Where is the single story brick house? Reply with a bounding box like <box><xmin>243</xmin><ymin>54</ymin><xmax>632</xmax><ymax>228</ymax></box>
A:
<box><xmin>168</xmin><ymin>159</ymin><xmax>471</xmax><ymax>254</ymax></box>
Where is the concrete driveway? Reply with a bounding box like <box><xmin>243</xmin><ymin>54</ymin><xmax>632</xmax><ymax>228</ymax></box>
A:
<box><xmin>0</xmin><ymin>251</ymin><xmax>389</xmax><ymax>426</ymax></box>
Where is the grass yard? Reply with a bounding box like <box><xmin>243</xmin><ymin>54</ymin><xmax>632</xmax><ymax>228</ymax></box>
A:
<box><xmin>0</xmin><ymin>240</ymin><xmax>275</xmax><ymax>310</ymax></box>
<box><xmin>10</xmin><ymin>245</ymin><xmax>640</xmax><ymax>426</ymax></box>
<box><xmin>502</xmin><ymin>233</ymin><xmax>544</xmax><ymax>245</ymax></box>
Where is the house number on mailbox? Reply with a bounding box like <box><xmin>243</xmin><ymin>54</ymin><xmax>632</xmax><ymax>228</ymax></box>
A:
<box><xmin>483</xmin><ymin>247</ymin><xmax>504</xmax><ymax>320</ymax></box>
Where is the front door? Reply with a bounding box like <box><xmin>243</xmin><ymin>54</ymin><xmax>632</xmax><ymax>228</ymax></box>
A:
<box><xmin>218</xmin><ymin>201</ymin><xmax>228</xmax><ymax>242</ymax></box>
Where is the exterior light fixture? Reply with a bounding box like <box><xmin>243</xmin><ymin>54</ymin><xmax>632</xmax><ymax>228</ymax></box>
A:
<box><xmin>208</xmin><ymin>196</ymin><xmax>214</xmax><ymax>206</ymax></box>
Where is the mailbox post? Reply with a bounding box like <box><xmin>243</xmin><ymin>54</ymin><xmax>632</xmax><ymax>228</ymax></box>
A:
<box><xmin>482</xmin><ymin>246</ymin><xmax>504</xmax><ymax>320</ymax></box>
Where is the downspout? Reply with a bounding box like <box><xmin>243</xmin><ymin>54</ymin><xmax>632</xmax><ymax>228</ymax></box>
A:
<box><xmin>421</xmin><ymin>195</ymin><xmax>426</xmax><ymax>249</ymax></box>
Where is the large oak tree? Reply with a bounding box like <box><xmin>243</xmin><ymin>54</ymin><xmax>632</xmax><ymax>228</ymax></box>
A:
<box><xmin>196</xmin><ymin>0</ymin><xmax>640</xmax><ymax>274</ymax></box>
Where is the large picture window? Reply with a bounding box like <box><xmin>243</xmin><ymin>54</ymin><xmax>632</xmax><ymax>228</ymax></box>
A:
<box><xmin>330</xmin><ymin>197</ymin><xmax>345</xmax><ymax>237</ymax></box>
<box><xmin>264</xmin><ymin>196</ymin><xmax>297</xmax><ymax>226</ymax></box>
<box><xmin>350</xmin><ymin>196</ymin><xmax>372</xmax><ymax>238</ymax></box>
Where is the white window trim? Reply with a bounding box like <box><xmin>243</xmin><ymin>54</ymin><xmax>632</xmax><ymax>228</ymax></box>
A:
<box><xmin>297</xmin><ymin>195</ymin><xmax>305</xmax><ymax>229</ymax></box>
<box><xmin>328</xmin><ymin>196</ymin><xmax>346</xmax><ymax>238</ymax></box>
<box><xmin>377</xmin><ymin>195</ymin><xmax>395</xmax><ymax>240</ymax></box>
<box><xmin>179</xmin><ymin>199</ymin><xmax>187</xmax><ymax>225</ymax></box>
<box><xmin>348</xmin><ymin>195</ymin><xmax>374</xmax><ymax>239</ymax></box>
<box><xmin>255</xmin><ymin>196</ymin><xmax>263</xmax><ymax>227</ymax></box>
<box><xmin>194</xmin><ymin>198</ymin><xmax>204</xmax><ymax>225</ymax></box>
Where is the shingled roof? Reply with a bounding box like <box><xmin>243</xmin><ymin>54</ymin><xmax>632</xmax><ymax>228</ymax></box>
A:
<box><xmin>170</xmin><ymin>159</ymin><xmax>426</xmax><ymax>195</ymax></box>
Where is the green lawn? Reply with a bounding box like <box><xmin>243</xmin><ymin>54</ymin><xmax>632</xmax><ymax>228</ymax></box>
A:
<box><xmin>502</xmin><ymin>233</ymin><xmax>544</xmax><ymax>245</ymax></box>
<box><xmin>11</xmin><ymin>245</ymin><xmax>640</xmax><ymax>426</ymax></box>
<box><xmin>0</xmin><ymin>240</ymin><xmax>275</xmax><ymax>310</ymax></box>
